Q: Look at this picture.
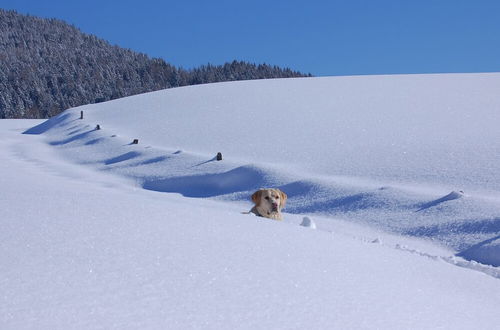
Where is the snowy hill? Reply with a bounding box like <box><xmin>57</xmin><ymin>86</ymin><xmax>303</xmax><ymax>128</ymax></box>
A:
<box><xmin>26</xmin><ymin>73</ymin><xmax>500</xmax><ymax>264</ymax></box>
<box><xmin>2</xmin><ymin>73</ymin><xmax>500</xmax><ymax>329</ymax></box>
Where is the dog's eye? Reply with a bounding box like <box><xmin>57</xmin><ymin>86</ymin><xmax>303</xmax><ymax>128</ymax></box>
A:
<box><xmin>265</xmin><ymin>196</ymin><xmax>270</xmax><ymax>200</ymax></box>
<box><xmin>275</xmin><ymin>196</ymin><xmax>279</xmax><ymax>199</ymax></box>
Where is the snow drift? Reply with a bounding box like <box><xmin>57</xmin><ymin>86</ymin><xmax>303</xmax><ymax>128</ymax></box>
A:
<box><xmin>26</xmin><ymin>73</ymin><xmax>500</xmax><ymax>267</ymax></box>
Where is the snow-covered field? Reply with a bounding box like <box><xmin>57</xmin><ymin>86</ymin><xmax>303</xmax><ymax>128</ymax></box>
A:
<box><xmin>2</xmin><ymin>73</ymin><xmax>500</xmax><ymax>329</ymax></box>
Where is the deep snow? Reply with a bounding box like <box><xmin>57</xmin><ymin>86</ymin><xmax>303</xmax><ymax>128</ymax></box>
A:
<box><xmin>2</xmin><ymin>119</ymin><xmax>500</xmax><ymax>329</ymax></box>
<box><xmin>2</xmin><ymin>73</ymin><xmax>500</xmax><ymax>329</ymax></box>
<box><xmin>25</xmin><ymin>73</ymin><xmax>500</xmax><ymax>267</ymax></box>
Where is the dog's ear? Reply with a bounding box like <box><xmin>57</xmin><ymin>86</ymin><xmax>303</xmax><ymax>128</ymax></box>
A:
<box><xmin>278</xmin><ymin>189</ymin><xmax>287</xmax><ymax>209</ymax></box>
<box><xmin>251</xmin><ymin>190</ymin><xmax>262</xmax><ymax>205</ymax></box>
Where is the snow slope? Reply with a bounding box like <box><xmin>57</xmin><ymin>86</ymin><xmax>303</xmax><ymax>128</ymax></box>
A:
<box><xmin>2</xmin><ymin>73</ymin><xmax>500</xmax><ymax>328</ymax></box>
<box><xmin>25</xmin><ymin>73</ymin><xmax>500</xmax><ymax>266</ymax></box>
<box><xmin>2</xmin><ymin>119</ymin><xmax>500</xmax><ymax>329</ymax></box>
<box><xmin>59</xmin><ymin>73</ymin><xmax>500</xmax><ymax>192</ymax></box>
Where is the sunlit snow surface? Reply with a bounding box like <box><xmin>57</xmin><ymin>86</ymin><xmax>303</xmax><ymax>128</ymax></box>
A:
<box><xmin>2</xmin><ymin>73</ymin><xmax>500</xmax><ymax>329</ymax></box>
<box><xmin>26</xmin><ymin>73</ymin><xmax>500</xmax><ymax>264</ymax></box>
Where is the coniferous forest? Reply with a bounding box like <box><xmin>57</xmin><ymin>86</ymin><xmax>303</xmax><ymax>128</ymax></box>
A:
<box><xmin>0</xmin><ymin>9</ymin><xmax>311</xmax><ymax>119</ymax></box>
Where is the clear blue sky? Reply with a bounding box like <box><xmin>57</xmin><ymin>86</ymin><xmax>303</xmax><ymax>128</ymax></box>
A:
<box><xmin>2</xmin><ymin>0</ymin><xmax>500</xmax><ymax>76</ymax></box>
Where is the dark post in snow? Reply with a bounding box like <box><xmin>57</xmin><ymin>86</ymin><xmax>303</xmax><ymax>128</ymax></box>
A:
<box><xmin>132</xmin><ymin>139</ymin><xmax>139</xmax><ymax>144</ymax></box>
<box><xmin>80</xmin><ymin>111</ymin><xmax>83</xmax><ymax>119</ymax></box>
<box><xmin>95</xmin><ymin>124</ymin><xmax>100</xmax><ymax>130</ymax></box>
<box><xmin>216</xmin><ymin>152</ymin><xmax>222</xmax><ymax>161</ymax></box>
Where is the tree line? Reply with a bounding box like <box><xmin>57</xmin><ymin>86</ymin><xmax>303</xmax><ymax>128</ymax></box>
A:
<box><xmin>0</xmin><ymin>9</ymin><xmax>311</xmax><ymax>119</ymax></box>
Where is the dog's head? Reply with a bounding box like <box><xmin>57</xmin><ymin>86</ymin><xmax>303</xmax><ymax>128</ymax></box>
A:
<box><xmin>251</xmin><ymin>188</ymin><xmax>287</xmax><ymax>219</ymax></box>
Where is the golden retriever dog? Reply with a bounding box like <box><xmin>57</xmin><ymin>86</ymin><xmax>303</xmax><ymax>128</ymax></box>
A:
<box><xmin>250</xmin><ymin>188</ymin><xmax>287</xmax><ymax>220</ymax></box>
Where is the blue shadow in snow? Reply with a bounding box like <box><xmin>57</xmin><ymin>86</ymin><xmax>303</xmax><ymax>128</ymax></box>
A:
<box><xmin>457</xmin><ymin>234</ymin><xmax>500</xmax><ymax>267</ymax></box>
<box><xmin>49</xmin><ymin>130</ymin><xmax>95</xmax><ymax>146</ymax></box>
<box><xmin>141</xmin><ymin>156</ymin><xmax>170</xmax><ymax>165</ymax></box>
<box><xmin>193</xmin><ymin>156</ymin><xmax>218</xmax><ymax>167</ymax></box>
<box><xmin>23</xmin><ymin>113</ymin><xmax>72</xmax><ymax>134</ymax></box>
<box><xmin>85</xmin><ymin>138</ymin><xmax>105</xmax><ymax>145</ymax></box>
<box><xmin>67</xmin><ymin>128</ymin><xmax>85</xmax><ymax>136</ymax></box>
<box><xmin>104</xmin><ymin>151</ymin><xmax>142</xmax><ymax>165</ymax></box>
<box><xmin>416</xmin><ymin>191</ymin><xmax>464</xmax><ymax>212</ymax></box>
<box><xmin>143</xmin><ymin>166</ymin><xmax>270</xmax><ymax>198</ymax></box>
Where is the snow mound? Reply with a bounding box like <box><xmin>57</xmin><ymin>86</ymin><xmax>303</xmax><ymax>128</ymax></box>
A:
<box><xmin>458</xmin><ymin>235</ymin><xmax>500</xmax><ymax>267</ymax></box>
<box><xmin>300</xmin><ymin>216</ymin><xmax>317</xmax><ymax>229</ymax></box>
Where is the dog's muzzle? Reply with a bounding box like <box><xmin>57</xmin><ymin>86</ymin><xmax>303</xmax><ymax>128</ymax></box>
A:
<box><xmin>271</xmin><ymin>203</ymin><xmax>278</xmax><ymax>211</ymax></box>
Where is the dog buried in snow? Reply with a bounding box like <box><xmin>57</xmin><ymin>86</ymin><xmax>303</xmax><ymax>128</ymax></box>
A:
<box><xmin>249</xmin><ymin>188</ymin><xmax>287</xmax><ymax>220</ymax></box>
